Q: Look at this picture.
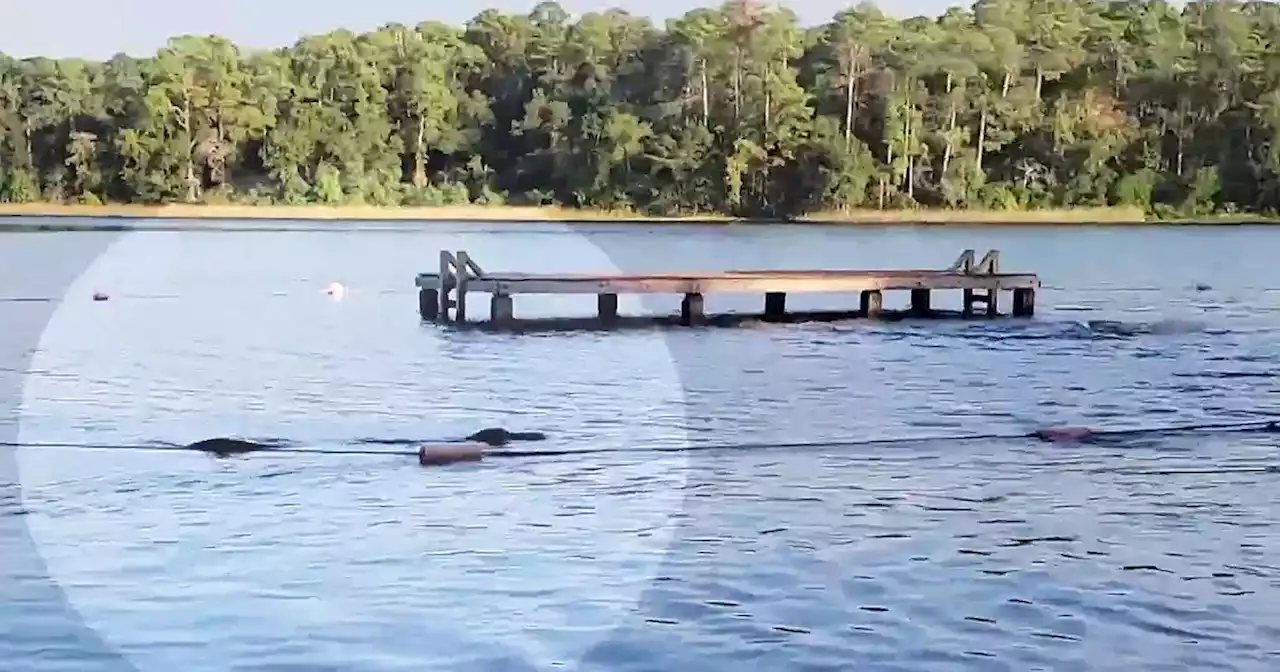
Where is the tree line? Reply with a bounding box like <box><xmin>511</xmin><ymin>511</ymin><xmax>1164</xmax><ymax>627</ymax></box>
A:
<box><xmin>2</xmin><ymin>0</ymin><xmax>1279</xmax><ymax>218</ymax></box>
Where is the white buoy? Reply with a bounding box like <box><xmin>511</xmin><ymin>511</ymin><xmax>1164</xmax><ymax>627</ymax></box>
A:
<box><xmin>323</xmin><ymin>282</ymin><xmax>346</xmax><ymax>301</ymax></box>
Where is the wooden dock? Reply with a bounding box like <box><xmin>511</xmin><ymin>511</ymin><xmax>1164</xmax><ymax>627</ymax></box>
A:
<box><xmin>414</xmin><ymin>249</ymin><xmax>1040</xmax><ymax>329</ymax></box>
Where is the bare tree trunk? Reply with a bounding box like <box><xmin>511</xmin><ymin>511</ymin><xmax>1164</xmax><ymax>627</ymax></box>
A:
<box><xmin>886</xmin><ymin>136</ymin><xmax>895</xmax><ymax>204</ymax></box>
<box><xmin>844</xmin><ymin>69</ymin><xmax>855</xmax><ymax>141</ymax></box>
<box><xmin>733</xmin><ymin>48</ymin><xmax>742</xmax><ymax>121</ymax></box>
<box><xmin>180</xmin><ymin>97</ymin><xmax>197</xmax><ymax>202</ymax></box>
<box><xmin>905</xmin><ymin>99</ymin><xmax>914</xmax><ymax>200</ymax></box>
<box><xmin>942</xmin><ymin>73</ymin><xmax>955</xmax><ymax>179</ymax></box>
<box><xmin>700</xmin><ymin>58</ymin><xmax>710</xmax><ymax>124</ymax></box>
<box><xmin>414</xmin><ymin>115</ymin><xmax>427</xmax><ymax>187</ymax></box>
<box><xmin>764</xmin><ymin>62</ymin><xmax>772</xmax><ymax>132</ymax></box>
<box><xmin>976</xmin><ymin>107</ymin><xmax>988</xmax><ymax>174</ymax></box>
<box><xmin>1176</xmin><ymin>134</ymin><xmax>1185</xmax><ymax>177</ymax></box>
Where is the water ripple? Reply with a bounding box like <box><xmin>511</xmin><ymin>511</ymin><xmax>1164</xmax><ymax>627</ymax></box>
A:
<box><xmin>3</xmin><ymin>225</ymin><xmax>1280</xmax><ymax>671</ymax></box>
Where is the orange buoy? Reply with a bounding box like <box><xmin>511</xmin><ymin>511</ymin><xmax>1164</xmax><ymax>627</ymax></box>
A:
<box><xmin>1033</xmin><ymin>426</ymin><xmax>1095</xmax><ymax>443</ymax></box>
<box><xmin>418</xmin><ymin>441</ymin><xmax>485</xmax><ymax>466</ymax></box>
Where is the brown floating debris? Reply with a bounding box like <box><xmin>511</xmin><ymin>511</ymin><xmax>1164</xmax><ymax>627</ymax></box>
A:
<box><xmin>1033</xmin><ymin>426</ymin><xmax>1096</xmax><ymax>444</ymax></box>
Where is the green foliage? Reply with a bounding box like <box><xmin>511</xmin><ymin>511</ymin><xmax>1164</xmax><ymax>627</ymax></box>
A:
<box><xmin>311</xmin><ymin>163</ymin><xmax>344</xmax><ymax>205</ymax></box>
<box><xmin>0</xmin><ymin>170</ymin><xmax>37</xmax><ymax>203</ymax></box>
<box><xmin>4</xmin><ymin>0</ymin><xmax>1280</xmax><ymax>218</ymax></box>
<box><xmin>1112</xmin><ymin>169</ymin><xmax>1159</xmax><ymax>209</ymax></box>
<box><xmin>1182</xmin><ymin>166</ymin><xmax>1222</xmax><ymax>216</ymax></box>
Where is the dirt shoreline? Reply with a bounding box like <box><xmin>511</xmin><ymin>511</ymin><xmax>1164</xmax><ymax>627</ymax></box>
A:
<box><xmin>0</xmin><ymin>202</ymin><xmax>1263</xmax><ymax>225</ymax></box>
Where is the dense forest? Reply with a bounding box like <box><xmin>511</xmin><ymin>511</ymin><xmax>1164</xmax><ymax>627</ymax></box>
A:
<box><xmin>2</xmin><ymin>0</ymin><xmax>1280</xmax><ymax>218</ymax></box>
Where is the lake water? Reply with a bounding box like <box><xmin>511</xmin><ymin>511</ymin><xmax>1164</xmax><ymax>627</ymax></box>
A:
<box><xmin>2</xmin><ymin>219</ymin><xmax>1280</xmax><ymax>672</ymax></box>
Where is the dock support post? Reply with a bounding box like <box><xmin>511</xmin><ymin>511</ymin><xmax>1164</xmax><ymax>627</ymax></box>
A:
<box><xmin>454</xmin><ymin>287</ymin><xmax>467</xmax><ymax>322</ymax></box>
<box><xmin>419</xmin><ymin>288</ymin><xmax>439</xmax><ymax>321</ymax></box>
<box><xmin>598</xmin><ymin>293</ymin><xmax>619</xmax><ymax>325</ymax></box>
<box><xmin>437</xmin><ymin>251</ymin><xmax>452</xmax><ymax>321</ymax></box>
<box><xmin>764</xmin><ymin>292</ymin><xmax>786</xmax><ymax>321</ymax></box>
<box><xmin>986</xmin><ymin>291</ymin><xmax>999</xmax><ymax>317</ymax></box>
<box><xmin>454</xmin><ymin>251</ymin><xmax>471</xmax><ymax>323</ymax></box>
<box><xmin>681</xmin><ymin>293</ymin><xmax>704</xmax><ymax>326</ymax></box>
<box><xmin>910</xmin><ymin>289</ymin><xmax>931</xmax><ymax>317</ymax></box>
<box><xmin>860</xmin><ymin>290</ymin><xmax>883</xmax><ymax>318</ymax></box>
<box><xmin>962</xmin><ymin>289</ymin><xmax>975</xmax><ymax>318</ymax></box>
<box><xmin>490</xmin><ymin>293</ymin><xmax>514</xmax><ymax>326</ymax></box>
<box><xmin>1012</xmin><ymin>288</ymin><xmax>1035</xmax><ymax>317</ymax></box>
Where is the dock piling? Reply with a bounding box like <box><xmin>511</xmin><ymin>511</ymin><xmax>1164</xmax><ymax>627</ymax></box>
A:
<box><xmin>598</xmin><ymin>293</ymin><xmax>619</xmax><ymax>324</ymax></box>
<box><xmin>681</xmin><ymin>293</ymin><xmax>705</xmax><ymax>326</ymax></box>
<box><xmin>860</xmin><ymin>290</ymin><xmax>884</xmax><ymax>318</ymax></box>
<box><xmin>1013</xmin><ymin>287</ymin><xmax>1036</xmax><ymax>317</ymax></box>
<box><xmin>764</xmin><ymin>292</ymin><xmax>787</xmax><ymax>321</ymax></box>
<box><xmin>910</xmin><ymin>289</ymin><xmax>932</xmax><ymax>317</ymax></box>
<box><xmin>454</xmin><ymin>251</ymin><xmax>473</xmax><ymax>322</ymax></box>
<box><xmin>418</xmin><ymin>288</ymin><xmax>439</xmax><ymax>321</ymax></box>
<box><xmin>437</xmin><ymin>250</ymin><xmax>452</xmax><ymax>321</ymax></box>
<box><xmin>490</xmin><ymin>293</ymin><xmax>514</xmax><ymax>326</ymax></box>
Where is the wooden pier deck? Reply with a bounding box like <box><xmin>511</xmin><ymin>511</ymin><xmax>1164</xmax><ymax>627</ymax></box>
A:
<box><xmin>414</xmin><ymin>249</ymin><xmax>1040</xmax><ymax>330</ymax></box>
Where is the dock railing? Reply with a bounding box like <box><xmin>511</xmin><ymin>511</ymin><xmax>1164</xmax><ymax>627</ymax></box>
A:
<box><xmin>419</xmin><ymin>250</ymin><xmax>486</xmax><ymax>322</ymax></box>
<box><xmin>947</xmin><ymin>249</ymin><xmax>1004</xmax><ymax>316</ymax></box>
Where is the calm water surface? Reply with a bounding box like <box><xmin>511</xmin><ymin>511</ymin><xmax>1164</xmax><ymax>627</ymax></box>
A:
<box><xmin>3</xmin><ymin>220</ymin><xmax>1280</xmax><ymax>672</ymax></box>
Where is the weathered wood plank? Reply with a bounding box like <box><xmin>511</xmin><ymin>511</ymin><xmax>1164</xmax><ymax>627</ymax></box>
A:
<box><xmin>414</xmin><ymin>272</ymin><xmax>1038</xmax><ymax>295</ymax></box>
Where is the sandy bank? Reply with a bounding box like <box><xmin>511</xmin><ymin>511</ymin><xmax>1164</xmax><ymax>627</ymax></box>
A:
<box><xmin>0</xmin><ymin>202</ymin><xmax>1222</xmax><ymax>225</ymax></box>
<box><xmin>0</xmin><ymin>203</ymin><xmax>724</xmax><ymax>223</ymax></box>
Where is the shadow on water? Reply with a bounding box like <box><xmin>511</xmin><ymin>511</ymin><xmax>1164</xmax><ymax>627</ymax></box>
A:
<box><xmin>434</xmin><ymin>311</ymin><xmax>1218</xmax><ymax>341</ymax></box>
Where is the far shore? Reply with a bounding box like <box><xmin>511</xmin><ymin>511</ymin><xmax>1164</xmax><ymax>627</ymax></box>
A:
<box><xmin>0</xmin><ymin>202</ymin><xmax>1272</xmax><ymax>226</ymax></box>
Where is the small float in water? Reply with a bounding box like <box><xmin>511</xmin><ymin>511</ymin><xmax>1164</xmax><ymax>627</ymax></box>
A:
<box><xmin>418</xmin><ymin>442</ymin><xmax>486</xmax><ymax>465</ymax></box>
<box><xmin>1033</xmin><ymin>426</ymin><xmax>1096</xmax><ymax>444</ymax></box>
